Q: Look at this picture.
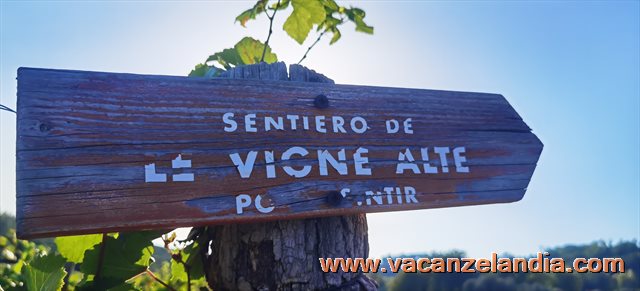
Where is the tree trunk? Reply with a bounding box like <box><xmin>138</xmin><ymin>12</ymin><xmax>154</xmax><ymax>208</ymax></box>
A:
<box><xmin>204</xmin><ymin>62</ymin><xmax>377</xmax><ymax>291</ymax></box>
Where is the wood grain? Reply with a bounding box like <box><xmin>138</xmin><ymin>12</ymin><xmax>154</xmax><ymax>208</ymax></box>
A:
<box><xmin>16</xmin><ymin>66</ymin><xmax>543</xmax><ymax>239</ymax></box>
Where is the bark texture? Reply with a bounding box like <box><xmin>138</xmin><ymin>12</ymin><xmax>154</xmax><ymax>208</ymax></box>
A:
<box><xmin>205</xmin><ymin>62</ymin><xmax>376</xmax><ymax>291</ymax></box>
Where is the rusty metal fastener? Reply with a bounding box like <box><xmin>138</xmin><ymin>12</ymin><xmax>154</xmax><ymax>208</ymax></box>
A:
<box><xmin>39</xmin><ymin>123</ymin><xmax>51</xmax><ymax>132</ymax></box>
<box><xmin>326</xmin><ymin>191</ymin><xmax>343</xmax><ymax>206</ymax></box>
<box><xmin>314</xmin><ymin>94</ymin><xmax>329</xmax><ymax>109</ymax></box>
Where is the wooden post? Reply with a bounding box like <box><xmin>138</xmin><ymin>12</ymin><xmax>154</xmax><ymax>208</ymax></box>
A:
<box><xmin>204</xmin><ymin>62</ymin><xmax>377</xmax><ymax>290</ymax></box>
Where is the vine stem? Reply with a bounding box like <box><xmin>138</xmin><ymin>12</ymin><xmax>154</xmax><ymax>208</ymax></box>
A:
<box><xmin>297</xmin><ymin>29</ymin><xmax>327</xmax><ymax>64</ymax></box>
<box><xmin>145</xmin><ymin>269</ymin><xmax>177</xmax><ymax>291</ymax></box>
<box><xmin>95</xmin><ymin>233</ymin><xmax>107</xmax><ymax>280</ymax></box>
<box><xmin>260</xmin><ymin>0</ymin><xmax>281</xmax><ymax>63</ymax></box>
<box><xmin>186</xmin><ymin>265</ymin><xmax>192</xmax><ymax>291</ymax></box>
<box><xmin>298</xmin><ymin>16</ymin><xmax>346</xmax><ymax>64</ymax></box>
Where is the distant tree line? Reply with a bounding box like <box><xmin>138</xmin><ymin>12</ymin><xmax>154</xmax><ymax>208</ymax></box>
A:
<box><xmin>371</xmin><ymin>243</ymin><xmax>640</xmax><ymax>291</ymax></box>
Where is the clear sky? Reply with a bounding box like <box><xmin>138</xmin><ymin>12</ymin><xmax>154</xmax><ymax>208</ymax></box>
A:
<box><xmin>0</xmin><ymin>1</ymin><xmax>638</xmax><ymax>258</ymax></box>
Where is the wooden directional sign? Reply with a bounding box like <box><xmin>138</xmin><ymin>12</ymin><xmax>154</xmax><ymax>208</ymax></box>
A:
<box><xmin>16</xmin><ymin>67</ymin><xmax>542</xmax><ymax>239</ymax></box>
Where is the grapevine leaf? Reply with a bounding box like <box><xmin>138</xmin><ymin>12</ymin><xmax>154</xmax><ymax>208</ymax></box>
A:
<box><xmin>55</xmin><ymin>234</ymin><xmax>103</xmax><ymax>263</ymax></box>
<box><xmin>318</xmin><ymin>14</ymin><xmax>341</xmax><ymax>32</ymax></box>
<box><xmin>76</xmin><ymin>276</ymin><xmax>136</xmax><ymax>291</ymax></box>
<box><xmin>207</xmin><ymin>37</ymin><xmax>277</xmax><ymax>69</ymax></box>
<box><xmin>189</xmin><ymin>63</ymin><xmax>210</xmax><ymax>77</ymax></box>
<box><xmin>107</xmin><ymin>282</ymin><xmax>139</xmax><ymax>291</ymax></box>
<box><xmin>170</xmin><ymin>240</ymin><xmax>205</xmax><ymax>283</ymax></box>
<box><xmin>235</xmin><ymin>37</ymin><xmax>277</xmax><ymax>64</ymax></box>
<box><xmin>346</xmin><ymin>7</ymin><xmax>373</xmax><ymax>34</ymax></box>
<box><xmin>355</xmin><ymin>21</ymin><xmax>373</xmax><ymax>34</ymax></box>
<box><xmin>329</xmin><ymin>27</ymin><xmax>341</xmax><ymax>44</ymax></box>
<box><xmin>169</xmin><ymin>259</ymin><xmax>186</xmax><ymax>283</ymax></box>
<box><xmin>13</xmin><ymin>258</ymin><xmax>24</xmax><ymax>273</ymax></box>
<box><xmin>283</xmin><ymin>0</ymin><xmax>326</xmax><ymax>44</ymax></box>
<box><xmin>270</xmin><ymin>0</ymin><xmax>290</xmax><ymax>10</ymax></box>
<box><xmin>206</xmin><ymin>48</ymin><xmax>243</xmax><ymax>70</ymax></box>
<box><xmin>236</xmin><ymin>10</ymin><xmax>253</xmax><ymax>27</ymax></box>
<box><xmin>235</xmin><ymin>0</ymin><xmax>268</xmax><ymax>27</ymax></box>
<box><xmin>80</xmin><ymin>232</ymin><xmax>158</xmax><ymax>289</ymax></box>
<box><xmin>322</xmin><ymin>0</ymin><xmax>339</xmax><ymax>11</ymax></box>
<box><xmin>21</xmin><ymin>253</ymin><xmax>67</xmax><ymax>291</ymax></box>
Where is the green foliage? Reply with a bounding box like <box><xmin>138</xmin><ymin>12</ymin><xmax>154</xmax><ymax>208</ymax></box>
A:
<box><xmin>188</xmin><ymin>63</ymin><xmax>212</xmax><ymax>77</ymax></box>
<box><xmin>316</xmin><ymin>0</ymin><xmax>373</xmax><ymax>45</ymax></box>
<box><xmin>207</xmin><ymin>37</ymin><xmax>277</xmax><ymax>69</ymax></box>
<box><xmin>79</xmin><ymin>232</ymin><xmax>158</xmax><ymax>289</ymax></box>
<box><xmin>166</xmin><ymin>227</ymin><xmax>209</xmax><ymax>289</ymax></box>
<box><xmin>170</xmin><ymin>240</ymin><xmax>204</xmax><ymax>284</ymax></box>
<box><xmin>283</xmin><ymin>0</ymin><xmax>326</xmax><ymax>44</ymax></box>
<box><xmin>206</xmin><ymin>47</ymin><xmax>243</xmax><ymax>70</ymax></box>
<box><xmin>190</xmin><ymin>0</ymin><xmax>374</xmax><ymax>76</ymax></box>
<box><xmin>0</xmin><ymin>228</ymin><xmax>48</xmax><ymax>289</ymax></box>
<box><xmin>345</xmin><ymin>7</ymin><xmax>373</xmax><ymax>34</ymax></box>
<box><xmin>236</xmin><ymin>0</ymin><xmax>373</xmax><ymax>47</ymax></box>
<box><xmin>235</xmin><ymin>0</ymin><xmax>269</xmax><ymax>27</ymax></box>
<box><xmin>21</xmin><ymin>253</ymin><xmax>67</xmax><ymax>291</ymax></box>
<box><xmin>191</xmin><ymin>36</ymin><xmax>278</xmax><ymax>76</ymax></box>
<box><xmin>54</xmin><ymin>234</ymin><xmax>102</xmax><ymax>263</ymax></box>
<box><xmin>129</xmin><ymin>261</ymin><xmax>174</xmax><ymax>290</ymax></box>
<box><xmin>0</xmin><ymin>222</ymin><xmax>210</xmax><ymax>290</ymax></box>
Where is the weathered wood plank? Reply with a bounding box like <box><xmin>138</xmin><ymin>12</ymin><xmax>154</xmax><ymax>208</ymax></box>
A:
<box><xmin>16</xmin><ymin>67</ymin><xmax>542</xmax><ymax>239</ymax></box>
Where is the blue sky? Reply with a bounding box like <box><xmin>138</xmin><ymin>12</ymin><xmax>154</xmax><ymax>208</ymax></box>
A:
<box><xmin>1</xmin><ymin>1</ymin><xmax>638</xmax><ymax>258</ymax></box>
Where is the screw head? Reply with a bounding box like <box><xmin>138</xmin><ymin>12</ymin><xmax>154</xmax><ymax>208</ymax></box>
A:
<box><xmin>313</xmin><ymin>94</ymin><xmax>329</xmax><ymax>109</ymax></box>
<box><xmin>326</xmin><ymin>191</ymin><xmax>343</xmax><ymax>206</ymax></box>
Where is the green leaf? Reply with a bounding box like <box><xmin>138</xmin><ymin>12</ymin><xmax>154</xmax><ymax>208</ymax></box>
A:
<box><xmin>107</xmin><ymin>282</ymin><xmax>139</xmax><ymax>291</ymax></box>
<box><xmin>21</xmin><ymin>253</ymin><xmax>67</xmax><ymax>291</ymax></box>
<box><xmin>76</xmin><ymin>275</ymin><xmax>135</xmax><ymax>291</ymax></box>
<box><xmin>283</xmin><ymin>0</ymin><xmax>326</xmax><ymax>44</ymax></box>
<box><xmin>170</xmin><ymin>240</ymin><xmax>205</xmax><ymax>283</ymax></box>
<box><xmin>169</xmin><ymin>259</ymin><xmax>186</xmax><ymax>284</ymax></box>
<box><xmin>80</xmin><ymin>232</ymin><xmax>158</xmax><ymax>289</ymax></box>
<box><xmin>188</xmin><ymin>63</ymin><xmax>210</xmax><ymax>77</ymax></box>
<box><xmin>206</xmin><ymin>48</ymin><xmax>243</xmax><ymax>70</ymax></box>
<box><xmin>346</xmin><ymin>7</ymin><xmax>373</xmax><ymax>34</ymax></box>
<box><xmin>12</xmin><ymin>258</ymin><xmax>24</xmax><ymax>273</ymax></box>
<box><xmin>354</xmin><ymin>21</ymin><xmax>373</xmax><ymax>34</ymax></box>
<box><xmin>236</xmin><ymin>37</ymin><xmax>277</xmax><ymax>64</ymax></box>
<box><xmin>329</xmin><ymin>27</ymin><xmax>341</xmax><ymax>44</ymax></box>
<box><xmin>270</xmin><ymin>0</ymin><xmax>290</xmax><ymax>10</ymax></box>
<box><xmin>235</xmin><ymin>0</ymin><xmax>268</xmax><ymax>27</ymax></box>
<box><xmin>55</xmin><ymin>234</ymin><xmax>103</xmax><ymax>263</ymax></box>
<box><xmin>322</xmin><ymin>0</ymin><xmax>339</xmax><ymax>11</ymax></box>
<box><xmin>206</xmin><ymin>37</ymin><xmax>277</xmax><ymax>69</ymax></box>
